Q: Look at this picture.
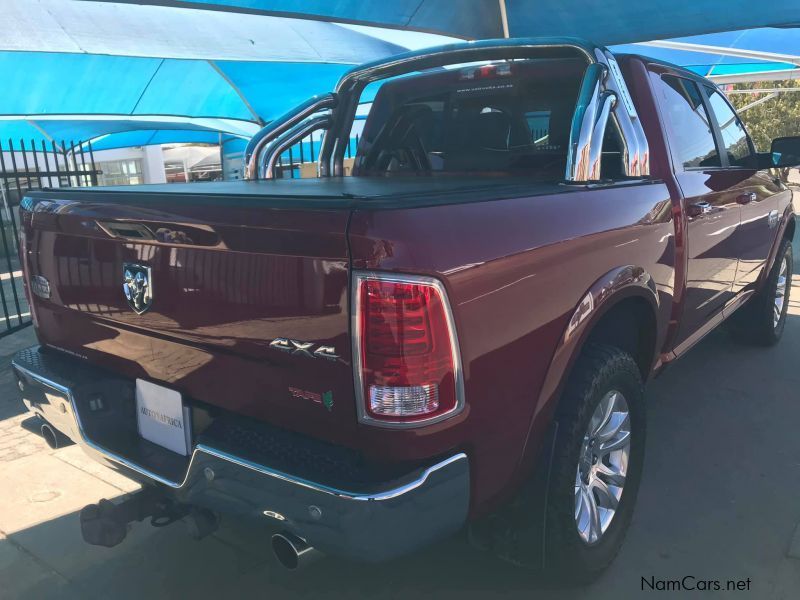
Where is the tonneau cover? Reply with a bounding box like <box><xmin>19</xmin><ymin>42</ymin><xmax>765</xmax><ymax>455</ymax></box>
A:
<box><xmin>27</xmin><ymin>177</ymin><xmax>572</xmax><ymax>209</ymax></box>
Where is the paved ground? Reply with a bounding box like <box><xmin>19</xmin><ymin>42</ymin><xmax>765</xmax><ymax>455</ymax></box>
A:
<box><xmin>3</xmin><ymin>241</ymin><xmax>800</xmax><ymax>599</ymax></box>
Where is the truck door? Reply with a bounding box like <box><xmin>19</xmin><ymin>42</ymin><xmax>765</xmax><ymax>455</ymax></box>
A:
<box><xmin>655</xmin><ymin>74</ymin><xmax>741</xmax><ymax>344</ymax></box>
<box><xmin>703</xmin><ymin>87</ymin><xmax>782</xmax><ymax>294</ymax></box>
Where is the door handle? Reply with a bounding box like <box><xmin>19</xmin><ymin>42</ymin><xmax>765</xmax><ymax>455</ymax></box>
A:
<box><xmin>687</xmin><ymin>201</ymin><xmax>713</xmax><ymax>218</ymax></box>
<box><xmin>736</xmin><ymin>192</ymin><xmax>757</xmax><ymax>205</ymax></box>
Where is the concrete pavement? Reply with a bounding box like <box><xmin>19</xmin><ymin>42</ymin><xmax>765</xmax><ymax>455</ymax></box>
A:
<box><xmin>2</xmin><ymin>240</ymin><xmax>800</xmax><ymax>599</ymax></box>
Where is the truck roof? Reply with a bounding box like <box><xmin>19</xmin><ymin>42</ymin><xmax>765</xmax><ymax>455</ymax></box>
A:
<box><xmin>616</xmin><ymin>52</ymin><xmax>719</xmax><ymax>87</ymax></box>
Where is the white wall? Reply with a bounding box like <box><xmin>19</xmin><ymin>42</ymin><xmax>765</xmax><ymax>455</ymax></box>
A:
<box><xmin>92</xmin><ymin>146</ymin><xmax>166</xmax><ymax>184</ymax></box>
<box><xmin>142</xmin><ymin>145</ymin><xmax>166</xmax><ymax>184</ymax></box>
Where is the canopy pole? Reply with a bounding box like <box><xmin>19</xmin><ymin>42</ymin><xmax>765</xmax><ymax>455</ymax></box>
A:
<box><xmin>219</xmin><ymin>132</ymin><xmax>225</xmax><ymax>180</ymax></box>
<box><xmin>735</xmin><ymin>92</ymin><xmax>778</xmax><ymax>113</ymax></box>
<box><xmin>207</xmin><ymin>61</ymin><xmax>265</xmax><ymax>125</ymax></box>
<box><xmin>498</xmin><ymin>0</ymin><xmax>510</xmax><ymax>38</ymax></box>
<box><xmin>25</xmin><ymin>120</ymin><xmax>65</xmax><ymax>153</ymax></box>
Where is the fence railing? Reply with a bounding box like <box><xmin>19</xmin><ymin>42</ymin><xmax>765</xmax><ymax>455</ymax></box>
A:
<box><xmin>0</xmin><ymin>139</ymin><xmax>100</xmax><ymax>337</ymax></box>
<box><xmin>272</xmin><ymin>132</ymin><xmax>360</xmax><ymax>179</ymax></box>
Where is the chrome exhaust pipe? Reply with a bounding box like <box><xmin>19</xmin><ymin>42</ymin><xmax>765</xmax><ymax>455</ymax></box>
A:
<box><xmin>271</xmin><ymin>532</ymin><xmax>321</xmax><ymax>570</ymax></box>
<box><xmin>40</xmin><ymin>423</ymin><xmax>60</xmax><ymax>449</ymax></box>
<box><xmin>40</xmin><ymin>422</ymin><xmax>71</xmax><ymax>449</ymax></box>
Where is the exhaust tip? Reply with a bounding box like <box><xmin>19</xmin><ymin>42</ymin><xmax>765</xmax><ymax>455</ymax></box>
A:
<box><xmin>271</xmin><ymin>532</ymin><xmax>320</xmax><ymax>570</ymax></box>
<box><xmin>40</xmin><ymin>423</ymin><xmax>59</xmax><ymax>449</ymax></box>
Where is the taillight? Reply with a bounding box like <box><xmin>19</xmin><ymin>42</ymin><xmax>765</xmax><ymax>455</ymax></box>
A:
<box><xmin>353</xmin><ymin>272</ymin><xmax>464</xmax><ymax>427</ymax></box>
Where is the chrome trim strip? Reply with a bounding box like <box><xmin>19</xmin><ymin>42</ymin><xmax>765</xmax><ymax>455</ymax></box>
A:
<box><xmin>198</xmin><ymin>446</ymin><xmax>468</xmax><ymax>501</ymax></box>
<box><xmin>11</xmin><ymin>359</ymin><xmax>466</xmax><ymax>500</ymax></box>
<box><xmin>351</xmin><ymin>271</ymin><xmax>466</xmax><ymax>429</ymax></box>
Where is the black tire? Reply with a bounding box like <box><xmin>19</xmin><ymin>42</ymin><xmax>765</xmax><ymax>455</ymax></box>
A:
<box><xmin>544</xmin><ymin>344</ymin><xmax>646</xmax><ymax>584</ymax></box>
<box><xmin>729</xmin><ymin>239</ymin><xmax>792</xmax><ymax>346</ymax></box>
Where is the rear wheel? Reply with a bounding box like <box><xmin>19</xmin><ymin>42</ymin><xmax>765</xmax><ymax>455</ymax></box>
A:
<box><xmin>544</xmin><ymin>344</ymin><xmax>646</xmax><ymax>583</ymax></box>
<box><xmin>729</xmin><ymin>239</ymin><xmax>792</xmax><ymax>346</ymax></box>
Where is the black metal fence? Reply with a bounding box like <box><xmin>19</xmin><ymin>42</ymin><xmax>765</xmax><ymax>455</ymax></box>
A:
<box><xmin>272</xmin><ymin>132</ymin><xmax>360</xmax><ymax>179</ymax></box>
<box><xmin>0</xmin><ymin>139</ymin><xmax>100</xmax><ymax>337</ymax></box>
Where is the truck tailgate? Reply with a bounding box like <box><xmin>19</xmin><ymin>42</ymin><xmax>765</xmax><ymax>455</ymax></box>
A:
<box><xmin>20</xmin><ymin>191</ymin><xmax>357</xmax><ymax>446</ymax></box>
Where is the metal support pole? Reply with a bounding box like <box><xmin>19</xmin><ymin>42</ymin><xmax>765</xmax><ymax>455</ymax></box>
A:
<box><xmin>498</xmin><ymin>0</ymin><xmax>510</xmax><ymax>38</ymax></box>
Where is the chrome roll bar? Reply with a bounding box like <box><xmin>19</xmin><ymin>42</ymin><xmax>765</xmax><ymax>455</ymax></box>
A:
<box><xmin>587</xmin><ymin>92</ymin><xmax>617</xmax><ymax>180</ymax></box>
<box><xmin>323</xmin><ymin>38</ymin><xmax>597</xmax><ymax>179</ymax></box>
<box><xmin>602</xmin><ymin>50</ymin><xmax>649</xmax><ymax>178</ymax></box>
<box><xmin>244</xmin><ymin>93</ymin><xmax>337</xmax><ymax>180</ymax></box>
<box><xmin>244</xmin><ymin>39</ymin><xmax>650</xmax><ymax>183</ymax></box>
<box><xmin>259</xmin><ymin>114</ymin><xmax>332</xmax><ymax>180</ymax></box>
<box><xmin>566</xmin><ymin>63</ymin><xmax>605</xmax><ymax>182</ymax></box>
<box><xmin>565</xmin><ymin>54</ymin><xmax>650</xmax><ymax>182</ymax></box>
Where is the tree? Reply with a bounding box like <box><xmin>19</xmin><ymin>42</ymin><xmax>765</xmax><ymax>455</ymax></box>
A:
<box><xmin>727</xmin><ymin>79</ymin><xmax>800</xmax><ymax>151</ymax></box>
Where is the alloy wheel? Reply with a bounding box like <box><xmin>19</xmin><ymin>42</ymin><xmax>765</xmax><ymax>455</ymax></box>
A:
<box><xmin>574</xmin><ymin>390</ymin><xmax>631</xmax><ymax>545</ymax></box>
<box><xmin>774</xmin><ymin>255</ymin><xmax>789</xmax><ymax>329</ymax></box>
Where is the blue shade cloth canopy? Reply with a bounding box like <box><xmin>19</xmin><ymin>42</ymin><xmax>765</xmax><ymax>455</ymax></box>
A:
<box><xmin>97</xmin><ymin>0</ymin><xmax>800</xmax><ymax>45</ymax></box>
<box><xmin>0</xmin><ymin>116</ymin><xmax>259</xmax><ymax>151</ymax></box>
<box><xmin>0</xmin><ymin>0</ymin><xmax>407</xmax><ymax>145</ymax></box>
<box><xmin>611</xmin><ymin>28</ymin><xmax>800</xmax><ymax>83</ymax></box>
<box><xmin>5</xmin><ymin>1</ymin><xmax>800</xmax><ymax>149</ymax></box>
<box><xmin>0</xmin><ymin>53</ymin><xmax>358</xmax><ymax>124</ymax></box>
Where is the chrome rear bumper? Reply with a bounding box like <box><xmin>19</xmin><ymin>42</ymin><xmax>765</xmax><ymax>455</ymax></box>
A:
<box><xmin>12</xmin><ymin>345</ymin><xmax>470</xmax><ymax>561</ymax></box>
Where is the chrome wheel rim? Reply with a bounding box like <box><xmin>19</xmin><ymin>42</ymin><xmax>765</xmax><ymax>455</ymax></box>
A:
<box><xmin>774</xmin><ymin>256</ymin><xmax>789</xmax><ymax>329</ymax></box>
<box><xmin>574</xmin><ymin>390</ymin><xmax>631</xmax><ymax>545</ymax></box>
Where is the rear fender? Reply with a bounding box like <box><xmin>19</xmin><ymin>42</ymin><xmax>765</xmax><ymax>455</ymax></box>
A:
<box><xmin>515</xmin><ymin>265</ymin><xmax>659</xmax><ymax>480</ymax></box>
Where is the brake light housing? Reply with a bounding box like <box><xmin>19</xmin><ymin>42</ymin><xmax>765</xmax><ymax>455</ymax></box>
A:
<box><xmin>352</xmin><ymin>272</ymin><xmax>465</xmax><ymax>428</ymax></box>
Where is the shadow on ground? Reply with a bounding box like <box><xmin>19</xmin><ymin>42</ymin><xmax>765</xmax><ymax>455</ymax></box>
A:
<box><xmin>5</xmin><ymin>312</ymin><xmax>800</xmax><ymax>600</ymax></box>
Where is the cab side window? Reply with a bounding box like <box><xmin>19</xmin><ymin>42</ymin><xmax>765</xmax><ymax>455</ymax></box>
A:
<box><xmin>657</xmin><ymin>75</ymin><xmax>720</xmax><ymax>169</ymax></box>
<box><xmin>705</xmin><ymin>88</ymin><xmax>756</xmax><ymax>167</ymax></box>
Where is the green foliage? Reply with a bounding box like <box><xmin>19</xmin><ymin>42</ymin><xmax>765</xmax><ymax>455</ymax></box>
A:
<box><xmin>727</xmin><ymin>80</ymin><xmax>800</xmax><ymax>151</ymax></box>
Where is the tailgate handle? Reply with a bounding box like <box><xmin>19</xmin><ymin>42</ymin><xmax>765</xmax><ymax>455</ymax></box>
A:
<box><xmin>97</xmin><ymin>222</ymin><xmax>155</xmax><ymax>240</ymax></box>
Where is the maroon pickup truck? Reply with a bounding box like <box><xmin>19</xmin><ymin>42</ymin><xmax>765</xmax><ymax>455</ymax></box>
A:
<box><xmin>12</xmin><ymin>38</ymin><xmax>800</xmax><ymax>581</ymax></box>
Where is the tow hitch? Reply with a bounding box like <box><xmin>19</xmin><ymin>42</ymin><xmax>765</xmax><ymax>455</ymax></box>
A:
<box><xmin>80</xmin><ymin>488</ymin><xmax>218</xmax><ymax>548</ymax></box>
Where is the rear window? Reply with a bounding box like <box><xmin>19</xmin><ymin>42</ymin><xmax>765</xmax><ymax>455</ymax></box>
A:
<box><xmin>352</xmin><ymin>58</ymin><xmax>609</xmax><ymax>181</ymax></box>
<box><xmin>705</xmin><ymin>88</ymin><xmax>755</xmax><ymax>167</ymax></box>
<box><xmin>657</xmin><ymin>75</ymin><xmax>720</xmax><ymax>169</ymax></box>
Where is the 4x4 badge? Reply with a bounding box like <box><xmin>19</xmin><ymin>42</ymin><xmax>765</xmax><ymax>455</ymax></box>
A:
<box><xmin>269</xmin><ymin>338</ymin><xmax>338</xmax><ymax>361</ymax></box>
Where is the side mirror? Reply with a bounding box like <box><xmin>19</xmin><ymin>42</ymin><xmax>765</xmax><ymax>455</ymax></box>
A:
<box><xmin>771</xmin><ymin>136</ymin><xmax>800</xmax><ymax>168</ymax></box>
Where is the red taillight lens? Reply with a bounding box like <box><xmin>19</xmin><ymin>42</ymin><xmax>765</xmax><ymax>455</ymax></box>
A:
<box><xmin>354</xmin><ymin>274</ymin><xmax>462</xmax><ymax>426</ymax></box>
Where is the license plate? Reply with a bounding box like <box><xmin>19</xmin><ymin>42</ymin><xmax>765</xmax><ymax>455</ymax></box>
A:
<box><xmin>136</xmin><ymin>379</ymin><xmax>192</xmax><ymax>456</ymax></box>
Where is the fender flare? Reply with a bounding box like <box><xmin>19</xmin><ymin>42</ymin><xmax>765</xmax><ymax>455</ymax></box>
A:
<box><xmin>758</xmin><ymin>205</ymin><xmax>795</xmax><ymax>291</ymax></box>
<box><xmin>515</xmin><ymin>264</ymin><xmax>660</xmax><ymax>479</ymax></box>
